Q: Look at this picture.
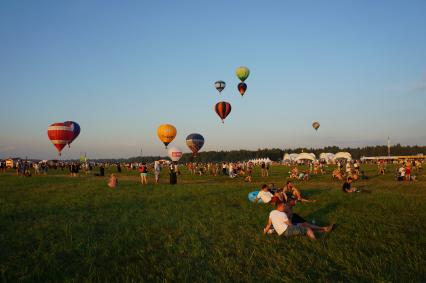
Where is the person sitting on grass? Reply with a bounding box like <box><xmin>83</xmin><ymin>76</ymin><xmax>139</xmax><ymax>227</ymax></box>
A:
<box><xmin>263</xmin><ymin>201</ymin><xmax>316</xmax><ymax>240</ymax></box>
<box><xmin>284</xmin><ymin>181</ymin><xmax>316</xmax><ymax>203</ymax></box>
<box><xmin>255</xmin><ymin>184</ymin><xmax>274</xmax><ymax>204</ymax></box>
<box><xmin>342</xmin><ymin>177</ymin><xmax>358</xmax><ymax>193</ymax></box>
<box><xmin>108</xmin><ymin>174</ymin><xmax>118</xmax><ymax>188</ymax></box>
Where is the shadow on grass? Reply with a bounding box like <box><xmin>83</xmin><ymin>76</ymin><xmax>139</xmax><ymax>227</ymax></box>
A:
<box><xmin>304</xmin><ymin>202</ymin><xmax>340</xmax><ymax>221</ymax></box>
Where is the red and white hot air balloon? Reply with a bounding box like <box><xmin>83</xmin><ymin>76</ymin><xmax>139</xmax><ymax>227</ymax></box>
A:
<box><xmin>47</xmin><ymin>122</ymin><xmax>74</xmax><ymax>155</ymax></box>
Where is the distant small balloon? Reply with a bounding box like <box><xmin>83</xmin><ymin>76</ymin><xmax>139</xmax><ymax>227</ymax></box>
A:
<box><xmin>236</xmin><ymin>66</ymin><xmax>250</xmax><ymax>82</ymax></box>
<box><xmin>238</xmin><ymin>82</ymin><xmax>247</xmax><ymax>97</ymax></box>
<box><xmin>214</xmin><ymin>81</ymin><xmax>226</xmax><ymax>93</ymax></box>
<box><xmin>168</xmin><ymin>146</ymin><xmax>183</xmax><ymax>162</ymax></box>
<box><xmin>312</xmin><ymin>121</ymin><xmax>320</xmax><ymax>131</ymax></box>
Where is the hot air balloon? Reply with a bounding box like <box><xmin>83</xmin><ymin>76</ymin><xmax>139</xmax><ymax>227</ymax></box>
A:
<box><xmin>168</xmin><ymin>146</ymin><xmax>183</xmax><ymax>162</ymax></box>
<box><xmin>312</xmin><ymin>121</ymin><xmax>320</xmax><ymax>131</ymax></box>
<box><xmin>186</xmin><ymin>133</ymin><xmax>204</xmax><ymax>156</ymax></box>
<box><xmin>47</xmin><ymin>122</ymin><xmax>74</xmax><ymax>155</ymax></box>
<box><xmin>214</xmin><ymin>81</ymin><xmax>226</xmax><ymax>94</ymax></box>
<box><xmin>214</xmin><ymin>101</ymin><xmax>231</xmax><ymax>123</ymax></box>
<box><xmin>157</xmin><ymin>124</ymin><xmax>177</xmax><ymax>148</ymax></box>
<box><xmin>238</xmin><ymin>82</ymin><xmax>247</xmax><ymax>97</ymax></box>
<box><xmin>64</xmin><ymin>121</ymin><xmax>80</xmax><ymax>147</ymax></box>
<box><xmin>236</xmin><ymin>66</ymin><xmax>250</xmax><ymax>82</ymax></box>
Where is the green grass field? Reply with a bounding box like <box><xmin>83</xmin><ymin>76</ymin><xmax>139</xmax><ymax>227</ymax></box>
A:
<box><xmin>0</xmin><ymin>165</ymin><xmax>425</xmax><ymax>282</ymax></box>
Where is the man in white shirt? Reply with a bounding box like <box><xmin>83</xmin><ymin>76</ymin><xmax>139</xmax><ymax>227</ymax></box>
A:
<box><xmin>263</xmin><ymin>201</ymin><xmax>316</xmax><ymax>240</ymax></box>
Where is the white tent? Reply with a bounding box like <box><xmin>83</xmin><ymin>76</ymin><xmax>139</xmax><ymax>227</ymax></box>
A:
<box><xmin>320</xmin><ymin>153</ymin><xmax>335</xmax><ymax>163</ymax></box>
<box><xmin>283</xmin><ymin>153</ymin><xmax>291</xmax><ymax>162</ymax></box>
<box><xmin>333</xmin><ymin>152</ymin><xmax>352</xmax><ymax>161</ymax></box>
<box><xmin>295</xmin><ymin>152</ymin><xmax>315</xmax><ymax>162</ymax></box>
<box><xmin>289</xmin><ymin>153</ymin><xmax>299</xmax><ymax>161</ymax></box>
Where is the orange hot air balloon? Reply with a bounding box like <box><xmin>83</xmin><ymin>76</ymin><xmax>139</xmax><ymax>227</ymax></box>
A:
<box><xmin>312</xmin><ymin>121</ymin><xmax>320</xmax><ymax>131</ymax></box>
<box><xmin>157</xmin><ymin>124</ymin><xmax>177</xmax><ymax>148</ymax></box>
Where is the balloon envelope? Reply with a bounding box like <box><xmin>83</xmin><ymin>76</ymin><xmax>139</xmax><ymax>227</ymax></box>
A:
<box><xmin>312</xmin><ymin>122</ymin><xmax>320</xmax><ymax>131</ymax></box>
<box><xmin>214</xmin><ymin>81</ymin><xmax>226</xmax><ymax>93</ymax></box>
<box><xmin>238</xmin><ymin>82</ymin><xmax>247</xmax><ymax>96</ymax></box>
<box><xmin>157</xmin><ymin>124</ymin><xmax>177</xmax><ymax>148</ymax></box>
<box><xmin>186</xmin><ymin>133</ymin><xmax>204</xmax><ymax>155</ymax></box>
<box><xmin>236</xmin><ymin>66</ymin><xmax>250</xmax><ymax>82</ymax></box>
<box><xmin>168</xmin><ymin>146</ymin><xmax>183</xmax><ymax>162</ymax></box>
<box><xmin>214</xmin><ymin>101</ymin><xmax>232</xmax><ymax>123</ymax></box>
<box><xmin>64</xmin><ymin>121</ymin><xmax>80</xmax><ymax>146</ymax></box>
<box><xmin>47</xmin><ymin>122</ymin><xmax>74</xmax><ymax>155</ymax></box>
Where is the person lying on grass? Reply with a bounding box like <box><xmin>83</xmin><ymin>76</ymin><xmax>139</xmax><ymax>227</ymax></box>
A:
<box><xmin>284</xmin><ymin>181</ymin><xmax>316</xmax><ymax>203</ymax></box>
<box><xmin>263</xmin><ymin>201</ymin><xmax>316</xmax><ymax>240</ymax></box>
<box><xmin>278</xmin><ymin>197</ymin><xmax>334</xmax><ymax>233</ymax></box>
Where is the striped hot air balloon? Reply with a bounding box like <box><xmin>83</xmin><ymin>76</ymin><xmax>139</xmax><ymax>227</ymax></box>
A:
<box><xmin>186</xmin><ymin>133</ymin><xmax>205</xmax><ymax>155</ymax></box>
<box><xmin>47</xmin><ymin>122</ymin><xmax>74</xmax><ymax>155</ymax></box>
<box><xmin>214</xmin><ymin>101</ymin><xmax>231</xmax><ymax>123</ymax></box>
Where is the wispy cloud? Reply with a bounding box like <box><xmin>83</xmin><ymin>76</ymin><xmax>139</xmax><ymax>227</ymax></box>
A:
<box><xmin>411</xmin><ymin>74</ymin><xmax>426</xmax><ymax>92</ymax></box>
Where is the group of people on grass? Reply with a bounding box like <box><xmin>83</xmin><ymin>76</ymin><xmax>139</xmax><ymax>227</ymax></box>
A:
<box><xmin>255</xmin><ymin>182</ymin><xmax>333</xmax><ymax>240</ymax></box>
<box><xmin>185</xmin><ymin>161</ymin><xmax>270</xmax><ymax>182</ymax></box>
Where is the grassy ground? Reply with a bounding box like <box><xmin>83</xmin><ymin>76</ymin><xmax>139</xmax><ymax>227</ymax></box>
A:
<box><xmin>0</xmin><ymin>165</ymin><xmax>425</xmax><ymax>282</ymax></box>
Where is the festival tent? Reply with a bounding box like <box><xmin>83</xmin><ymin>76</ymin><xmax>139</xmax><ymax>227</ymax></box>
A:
<box><xmin>289</xmin><ymin>153</ymin><xmax>299</xmax><ymax>161</ymax></box>
<box><xmin>319</xmin><ymin>153</ymin><xmax>335</xmax><ymax>163</ymax></box>
<box><xmin>295</xmin><ymin>152</ymin><xmax>315</xmax><ymax>162</ymax></box>
<box><xmin>283</xmin><ymin>153</ymin><xmax>291</xmax><ymax>162</ymax></box>
<box><xmin>333</xmin><ymin>152</ymin><xmax>352</xmax><ymax>161</ymax></box>
<box><xmin>249</xmin><ymin>158</ymin><xmax>272</xmax><ymax>165</ymax></box>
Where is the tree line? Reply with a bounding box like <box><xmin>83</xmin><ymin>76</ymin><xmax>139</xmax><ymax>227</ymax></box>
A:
<box><xmin>115</xmin><ymin>144</ymin><xmax>426</xmax><ymax>163</ymax></box>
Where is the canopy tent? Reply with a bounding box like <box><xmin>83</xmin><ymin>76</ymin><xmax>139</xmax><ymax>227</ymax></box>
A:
<box><xmin>320</xmin><ymin>152</ymin><xmax>335</xmax><ymax>163</ymax></box>
<box><xmin>248</xmin><ymin>158</ymin><xmax>272</xmax><ymax>165</ymax></box>
<box><xmin>289</xmin><ymin>153</ymin><xmax>299</xmax><ymax>161</ymax></box>
<box><xmin>333</xmin><ymin>152</ymin><xmax>352</xmax><ymax>161</ymax></box>
<box><xmin>295</xmin><ymin>152</ymin><xmax>315</xmax><ymax>162</ymax></box>
<box><xmin>283</xmin><ymin>153</ymin><xmax>291</xmax><ymax>162</ymax></box>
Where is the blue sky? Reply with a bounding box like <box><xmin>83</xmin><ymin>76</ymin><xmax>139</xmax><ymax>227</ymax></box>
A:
<box><xmin>0</xmin><ymin>0</ymin><xmax>425</xmax><ymax>159</ymax></box>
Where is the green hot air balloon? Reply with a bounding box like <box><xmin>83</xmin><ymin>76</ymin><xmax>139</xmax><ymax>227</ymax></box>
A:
<box><xmin>236</xmin><ymin>66</ymin><xmax>250</xmax><ymax>82</ymax></box>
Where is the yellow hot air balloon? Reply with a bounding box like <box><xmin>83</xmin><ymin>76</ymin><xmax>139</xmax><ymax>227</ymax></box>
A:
<box><xmin>157</xmin><ymin>124</ymin><xmax>177</xmax><ymax>148</ymax></box>
<box><xmin>236</xmin><ymin>66</ymin><xmax>250</xmax><ymax>82</ymax></box>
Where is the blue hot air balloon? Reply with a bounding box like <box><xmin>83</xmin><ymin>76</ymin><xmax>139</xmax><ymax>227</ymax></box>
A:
<box><xmin>186</xmin><ymin>133</ymin><xmax>205</xmax><ymax>155</ymax></box>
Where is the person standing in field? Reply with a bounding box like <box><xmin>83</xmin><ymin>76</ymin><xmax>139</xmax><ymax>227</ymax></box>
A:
<box><xmin>405</xmin><ymin>162</ymin><xmax>411</xmax><ymax>181</ymax></box>
<box><xmin>154</xmin><ymin>161</ymin><xmax>161</xmax><ymax>184</ymax></box>
<box><xmin>139</xmin><ymin>163</ymin><xmax>148</xmax><ymax>184</ymax></box>
<box><xmin>108</xmin><ymin>174</ymin><xmax>118</xmax><ymax>188</ymax></box>
<box><xmin>261</xmin><ymin>162</ymin><xmax>266</xmax><ymax>177</ymax></box>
